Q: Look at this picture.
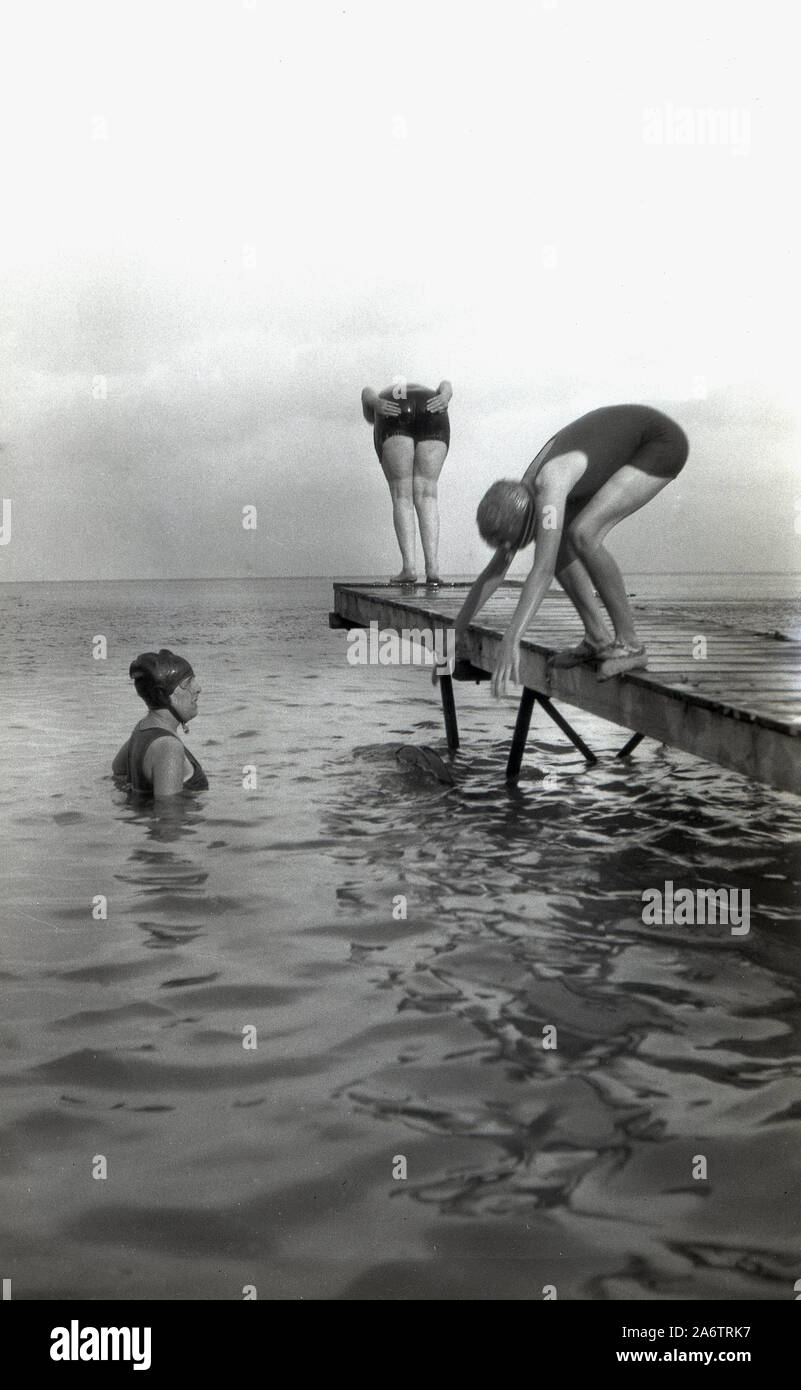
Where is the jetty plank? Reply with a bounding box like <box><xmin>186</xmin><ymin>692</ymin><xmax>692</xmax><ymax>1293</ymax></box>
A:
<box><xmin>331</xmin><ymin>583</ymin><xmax>801</xmax><ymax>793</ymax></box>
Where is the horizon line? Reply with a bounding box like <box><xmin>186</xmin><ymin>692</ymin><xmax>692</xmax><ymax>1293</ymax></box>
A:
<box><xmin>0</xmin><ymin>570</ymin><xmax>799</xmax><ymax>585</ymax></box>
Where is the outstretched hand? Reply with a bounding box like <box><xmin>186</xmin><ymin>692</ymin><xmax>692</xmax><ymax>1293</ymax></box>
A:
<box><xmin>491</xmin><ymin>636</ymin><xmax>521</xmax><ymax>698</ymax></box>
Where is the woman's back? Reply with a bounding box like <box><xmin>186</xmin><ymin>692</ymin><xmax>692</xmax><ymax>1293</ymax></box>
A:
<box><xmin>126</xmin><ymin>725</ymin><xmax>208</xmax><ymax>794</ymax></box>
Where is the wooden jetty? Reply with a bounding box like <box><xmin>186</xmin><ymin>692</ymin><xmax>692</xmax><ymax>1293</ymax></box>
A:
<box><xmin>330</xmin><ymin>581</ymin><xmax>801</xmax><ymax>794</ymax></box>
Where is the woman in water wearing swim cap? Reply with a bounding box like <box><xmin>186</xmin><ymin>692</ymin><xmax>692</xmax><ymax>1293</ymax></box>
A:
<box><xmin>453</xmin><ymin>404</ymin><xmax>689</xmax><ymax>697</ymax></box>
<box><xmin>112</xmin><ymin>649</ymin><xmax>208</xmax><ymax>797</ymax></box>
<box><xmin>361</xmin><ymin>377</ymin><xmax>453</xmax><ymax>586</ymax></box>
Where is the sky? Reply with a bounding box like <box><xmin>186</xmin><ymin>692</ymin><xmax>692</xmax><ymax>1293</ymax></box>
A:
<box><xmin>0</xmin><ymin>0</ymin><xmax>798</xmax><ymax>581</ymax></box>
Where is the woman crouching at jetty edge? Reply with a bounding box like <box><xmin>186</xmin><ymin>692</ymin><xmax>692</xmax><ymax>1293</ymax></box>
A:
<box><xmin>361</xmin><ymin>378</ymin><xmax>452</xmax><ymax>586</ymax></box>
<box><xmin>452</xmin><ymin>404</ymin><xmax>689</xmax><ymax>697</ymax></box>
<box><xmin>112</xmin><ymin>649</ymin><xmax>208</xmax><ymax>797</ymax></box>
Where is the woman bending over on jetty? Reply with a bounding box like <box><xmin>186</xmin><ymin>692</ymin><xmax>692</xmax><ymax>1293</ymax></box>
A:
<box><xmin>361</xmin><ymin>378</ymin><xmax>452</xmax><ymax>586</ymax></box>
<box><xmin>453</xmin><ymin>403</ymin><xmax>689</xmax><ymax>696</ymax></box>
<box><xmin>112</xmin><ymin>649</ymin><xmax>208</xmax><ymax>797</ymax></box>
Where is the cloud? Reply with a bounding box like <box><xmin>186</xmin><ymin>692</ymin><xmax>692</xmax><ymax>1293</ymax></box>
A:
<box><xmin>0</xmin><ymin>0</ymin><xmax>797</xmax><ymax>579</ymax></box>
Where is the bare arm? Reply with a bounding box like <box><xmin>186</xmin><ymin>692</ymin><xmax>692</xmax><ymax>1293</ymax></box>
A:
<box><xmin>148</xmin><ymin>737</ymin><xmax>188</xmax><ymax>799</ymax></box>
<box><xmin>505</xmin><ymin>536</ymin><xmax>560</xmax><ymax>642</ymax></box>
<box><xmin>431</xmin><ymin>545</ymin><xmax>511</xmax><ymax>683</ymax></box>
<box><xmin>427</xmin><ymin>379</ymin><xmax>453</xmax><ymax>413</ymax></box>
<box><xmin>362</xmin><ymin>385</ymin><xmax>401</xmax><ymax>423</ymax></box>
<box><xmin>361</xmin><ymin>386</ymin><xmax>378</xmax><ymax>424</ymax></box>
<box><xmin>111</xmin><ymin>740</ymin><xmax>129</xmax><ymax>777</ymax></box>
<box><xmin>491</xmin><ymin>480</ymin><xmax>570</xmax><ymax>696</ymax></box>
<box><xmin>454</xmin><ymin>545</ymin><xmax>514</xmax><ymax>642</ymax></box>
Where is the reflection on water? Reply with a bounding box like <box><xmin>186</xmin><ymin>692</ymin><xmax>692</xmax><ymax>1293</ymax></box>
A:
<box><xmin>318</xmin><ymin>737</ymin><xmax>801</xmax><ymax>1299</ymax></box>
<box><xmin>0</xmin><ymin>579</ymin><xmax>799</xmax><ymax>1300</ymax></box>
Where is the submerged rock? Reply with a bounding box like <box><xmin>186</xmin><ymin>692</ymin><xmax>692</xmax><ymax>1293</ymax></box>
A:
<box><xmin>352</xmin><ymin>742</ymin><xmax>456</xmax><ymax>786</ymax></box>
<box><xmin>395</xmin><ymin>744</ymin><xmax>455</xmax><ymax>785</ymax></box>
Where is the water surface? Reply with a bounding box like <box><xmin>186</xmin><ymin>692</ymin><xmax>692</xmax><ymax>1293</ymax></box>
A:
<box><xmin>1</xmin><ymin>576</ymin><xmax>799</xmax><ymax>1300</ymax></box>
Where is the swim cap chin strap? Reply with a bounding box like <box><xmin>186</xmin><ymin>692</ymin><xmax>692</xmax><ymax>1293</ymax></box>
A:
<box><xmin>149</xmin><ymin>683</ymin><xmax>189</xmax><ymax>732</ymax></box>
<box><xmin>168</xmin><ymin>687</ymin><xmax>191</xmax><ymax>733</ymax></box>
<box><xmin>168</xmin><ymin>699</ymin><xmax>189</xmax><ymax>734</ymax></box>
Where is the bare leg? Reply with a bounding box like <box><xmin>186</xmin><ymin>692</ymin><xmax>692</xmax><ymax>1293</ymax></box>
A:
<box><xmin>567</xmin><ymin>464</ymin><xmax>674</xmax><ymax>646</ymax></box>
<box><xmin>554</xmin><ymin>529</ymin><xmax>611</xmax><ymax>648</ymax></box>
<box><xmin>380</xmin><ymin>435</ymin><xmax>416</xmax><ymax>580</ymax></box>
<box><xmin>412</xmin><ymin>438</ymin><xmax>448</xmax><ymax>580</ymax></box>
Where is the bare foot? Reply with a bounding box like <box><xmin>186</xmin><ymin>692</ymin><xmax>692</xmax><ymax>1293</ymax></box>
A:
<box><xmin>425</xmin><ymin>574</ymin><xmax>443</xmax><ymax>587</ymax></box>
<box><xmin>391</xmin><ymin>569</ymin><xmax>417</xmax><ymax>584</ymax></box>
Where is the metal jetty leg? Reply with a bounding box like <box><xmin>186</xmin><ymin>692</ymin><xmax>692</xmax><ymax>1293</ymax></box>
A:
<box><xmin>438</xmin><ymin>673</ymin><xmax>460</xmax><ymax>751</ymax></box>
<box><xmin>506</xmin><ymin>687</ymin><xmax>537</xmax><ymax>782</ymax></box>
<box><xmin>534</xmin><ymin>693</ymin><xmax>598</xmax><ymax>763</ymax></box>
<box><xmin>617</xmin><ymin>731</ymin><xmax>645</xmax><ymax>758</ymax></box>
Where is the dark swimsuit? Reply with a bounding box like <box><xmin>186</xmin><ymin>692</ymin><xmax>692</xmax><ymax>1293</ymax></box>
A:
<box><xmin>126</xmin><ymin>725</ymin><xmax>208</xmax><ymax>794</ymax></box>
<box><xmin>372</xmin><ymin>383</ymin><xmax>450</xmax><ymax>459</ymax></box>
<box><xmin>517</xmin><ymin>404</ymin><xmax>689</xmax><ymax>548</ymax></box>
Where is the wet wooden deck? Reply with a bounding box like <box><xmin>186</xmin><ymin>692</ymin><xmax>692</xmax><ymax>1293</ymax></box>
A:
<box><xmin>330</xmin><ymin>581</ymin><xmax>801</xmax><ymax>794</ymax></box>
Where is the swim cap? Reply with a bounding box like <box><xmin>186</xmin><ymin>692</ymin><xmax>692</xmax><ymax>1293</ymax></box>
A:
<box><xmin>129</xmin><ymin>649</ymin><xmax>194</xmax><ymax>709</ymax></box>
<box><xmin>476</xmin><ymin>481</ymin><xmax>535</xmax><ymax>548</ymax></box>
